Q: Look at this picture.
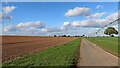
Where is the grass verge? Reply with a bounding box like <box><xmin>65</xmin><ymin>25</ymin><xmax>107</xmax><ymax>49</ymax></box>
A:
<box><xmin>2</xmin><ymin>38</ymin><xmax>81</xmax><ymax>67</ymax></box>
<box><xmin>86</xmin><ymin>37</ymin><xmax>119</xmax><ymax>56</ymax></box>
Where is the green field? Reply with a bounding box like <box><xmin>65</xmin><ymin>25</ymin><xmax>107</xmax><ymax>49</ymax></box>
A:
<box><xmin>86</xmin><ymin>37</ymin><xmax>119</xmax><ymax>55</ymax></box>
<box><xmin>3</xmin><ymin>38</ymin><xmax>81</xmax><ymax>67</ymax></box>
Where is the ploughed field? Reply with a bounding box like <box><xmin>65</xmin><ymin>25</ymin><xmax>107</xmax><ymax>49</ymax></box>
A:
<box><xmin>2</xmin><ymin>36</ymin><xmax>78</xmax><ymax>62</ymax></box>
<box><xmin>3</xmin><ymin>38</ymin><xmax>81</xmax><ymax>66</ymax></box>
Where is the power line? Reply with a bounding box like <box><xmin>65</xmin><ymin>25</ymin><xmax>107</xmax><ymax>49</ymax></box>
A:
<box><xmin>96</xmin><ymin>18</ymin><xmax>120</xmax><ymax>35</ymax></box>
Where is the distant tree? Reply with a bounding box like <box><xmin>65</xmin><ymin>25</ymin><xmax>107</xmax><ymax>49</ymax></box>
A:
<box><xmin>62</xmin><ymin>35</ymin><xmax>66</xmax><ymax>37</ymax></box>
<box><xmin>111</xmin><ymin>35</ymin><xmax>114</xmax><ymax>37</ymax></box>
<box><xmin>103</xmin><ymin>36</ymin><xmax>105</xmax><ymax>37</ymax></box>
<box><xmin>74</xmin><ymin>35</ymin><xmax>80</xmax><ymax>37</ymax></box>
<box><xmin>104</xmin><ymin>27</ymin><xmax>118</xmax><ymax>37</ymax></box>
<box><xmin>58</xmin><ymin>35</ymin><xmax>61</xmax><ymax>37</ymax></box>
<box><xmin>83</xmin><ymin>35</ymin><xmax>85</xmax><ymax>37</ymax></box>
<box><xmin>54</xmin><ymin>35</ymin><xmax>57</xmax><ymax>37</ymax></box>
<box><xmin>81</xmin><ymin>35</ymin><xmax>85</xmax><ymax>37</ymax></box>
<box><xmin>68</xmin><ymin>35</ymin><xmax>71</xmax><ymax>37</ymax></box>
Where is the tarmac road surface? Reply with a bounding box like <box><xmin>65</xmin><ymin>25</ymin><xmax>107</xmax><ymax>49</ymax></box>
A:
<box><xmin>77</xmin><ymin>38</ymin><xmax>118</xmax><ymax>66</ymax></box>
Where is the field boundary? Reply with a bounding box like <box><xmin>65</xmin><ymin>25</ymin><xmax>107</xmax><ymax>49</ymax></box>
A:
<box><xmin>85</xmin><ymin>38</ymin><xmax>119</xmax><ymax>58</ymax></box>
<box><xmin>3</xmin><ymin>38</ymin><xmax>81</xmax><ymax>66</ymax></box>
<box><xmin>3</xmin><ymin>36</ymin><xmax>78</xmax><ymax>62</ymax></box>
<box><xmin>76</xmin><ymin>38</ymin><xmax>83</xmax><ymax>66</ymax></box>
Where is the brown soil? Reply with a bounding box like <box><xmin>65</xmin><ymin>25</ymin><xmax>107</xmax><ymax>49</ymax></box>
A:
<box><xmin>2</xmin><ymin>36</ymin><xmax>78</xmax><ymax>62</ymax></box>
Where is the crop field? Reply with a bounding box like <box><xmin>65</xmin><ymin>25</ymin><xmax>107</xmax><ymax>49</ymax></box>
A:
<box><xmin>3</xmin><ymin>37</ymin><xmax>81</xmax><ymax>67</ymax></box>
<box><xmin>2</xmin><ymin>36</ymin><xmax>78</xmax><ymax>62</ymax></box>
<box><xmin>86</xmin><ymin>37</ymin><xmax>119</xmax><ymax>56</ymax></box>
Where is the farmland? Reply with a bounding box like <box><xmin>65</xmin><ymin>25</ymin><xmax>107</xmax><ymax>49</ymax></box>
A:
<box><xmin>86</xmin><ymin>37</ymin><xmax>119</xmax><ymax>56</ymax></box>
<box><xmin>78</xmin><ymin>37</ymin><xmax>118</xmax><ymax>66</ymax></box>
<box><xmin>2</xmin><ymin>37</ymin><xmax>81</xmax><ymax>67</ymax></box>
<box><xmin>2</xmin><ymin>36</ymin><xmax>119</xmax><ymax>67</ymax></box>
<box><xmin>2</xmin><ymin>36</ymin><xmax>78</xmax><ymax>62</ymax></box>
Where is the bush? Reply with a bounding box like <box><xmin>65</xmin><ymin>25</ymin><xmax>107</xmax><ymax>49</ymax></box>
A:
<box><xmin>111</xmin><ymin>35</ymin><xmax>114</xmax><ymax>37</ymax></box>
<box><xmin>54</xmin><ymin>35</ymin><xmax>57</xmax><ymax>37</ymax></box>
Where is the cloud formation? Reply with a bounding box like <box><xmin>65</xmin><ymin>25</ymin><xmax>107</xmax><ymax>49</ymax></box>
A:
<box><xmin>3</xmin><ymin>6</ymin><xmax>16</xmax><ymax>14</ymax></box>
<box><xmin>3</xmin><ymin>12</ymin><xmax>118</xmax><ymax>36</ymax></box>
<box><xmin>42</xmin><ymin>27</ymin><xmax>62</xmax><ymax>32</ymax></box>
<box><xmin>4</xmin><ymin>21</ymin><xmax>46</xmax><ymax>32</ymax></box>
<box><xmin>60</xmin><ymin>22</ymin><xmax>71</xmax><ymax>30</ymax></box>
<box><xmin>17</xmin><ymin>21</ymin><xmax>46</xmax><ymax>29</ymax></box>
<box><xmin>96</xmin><ymin>5</ymin><xmax>103</xmax><ymax>9</ymax></box>
<box><xmin>71</xmin><ymin>19</ymin><xmax>108</xmax><ymax>28</ymax></box>
<box><xmin>1</xmin><ymin>6</ymin><xmax>16</xmax><ymax>20</ymax></box>
<box><xmin>4</xmin><ymin>25</ymin><xmax>18</xmax><ymax>32</ymax></box>
<box><xmin>106</xmin><ymin>12</ymin><xmax>118</xmax><ymax>21</ymax></box>
<box><xmin>62</xmin><ymin>12</ymin><xmax>118</xmax><ymax>29</ymax></box>
<box><xmin>87</xmin><ymin>12</ymin><xmax>106</xmax><ymax>18</ymax></box>
<box><xmin>64</xmin><ymin>7</ymin><xmax>90</xmax><ymax>17</ymax></box>
<box><xmin>2</xmin><ymin>3</ymin><xmax>118</xmax><ymax>37</ymax></box>
<box><xmin>64</xmin><ymin>7</ymin><xmax>105</xmax><ymax>18</ymax></box>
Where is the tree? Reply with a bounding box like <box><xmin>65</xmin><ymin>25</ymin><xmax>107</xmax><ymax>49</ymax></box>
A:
<box><xmin>104</xmin><ymin>27</ymin><xmax>118</xmax><ymax>37</ymax></box>
<box><xmin>54</xmin><ymin>35</ymin><xmax>57</xmax><ymax>37</ymax></box>
<box><xmin>68</xmin><ymin>35</ymin><xmax>71</xmax><ymax>37</ymax></box>
<box><xmin>81</xmin><ymin>35</ymin><xmax>85</xmax><ymax>37</ymax></box>
<box><xmin>62</xmin><ymin>35</ymin><xmax>66</xmax><ymax>37</ymax></box>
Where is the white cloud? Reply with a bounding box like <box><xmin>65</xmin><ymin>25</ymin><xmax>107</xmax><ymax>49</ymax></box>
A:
<box><xmin>64</xmin><ymin>7</ymin><xmax>105</xmax><ymax>18</ymax></box>
<box><xmin>87</xmin><ymin>12</ymin><xmax>106</xmax><ymax>18</ymax></box>
<box><xmin>17</xmin><ymin>21</ymin><xmax>46</xmax><ymax>29</ymax></box>
<box><xmin>42</xmin><ymin>27</ymin><xmax>62</xmax><ymax>32</ymax></box>
<box><xmin>4</xmin><ymin>25</ymin><xmax>18</xmax><ymax>32</ymax></box>
<box><xmin>2</xmin><ymin>6</ymin><xmax>16</xmax><ymax>20</ymax></box>
<box><xmin>4</xmin><ymin>21</ymin><xmax>46</xmax><ymax>32</ymax></box>
<box><xmin>106</xmin><ymin>12</ymin><xmax>118</xmax><ymax>21</ymax></box>
<box><xmin>71</xmin><ymin>19</ymin><xmax>108</xmax><ymax>28</ymax></box>
<box><xmin>3</xmin><ymin>6</ymin><xmax>16</xmax><ymax>14</ymax></box>
<box><xmin>64</xmin><ymin>7</ymin><xmax>90</xmax><ymax>17</ymax></box>
<box><xmin>60</xmin><ymin>22</ymin><xmax>71</xmax><ymax>30</ymax></box>
<box><xmin>62</xmin><ymin>22</ymin><xmax>70</xmax><ymax>26</ymax></box>
<box><xmin>62</xmin><ymin>12</ymin><xmax>118</xmax><ymax>29</ymax></box>
<box><xmin>96</xmin><ymin>5</ymin><xmax>103</xmax><ymax>9</ymax></box>
<box><xmin>3</xmin><ymin>12</ymin><xmax>119</xmax><ymax>36</ymax></box>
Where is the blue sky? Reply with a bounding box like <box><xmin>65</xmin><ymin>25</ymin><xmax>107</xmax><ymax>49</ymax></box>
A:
<box><xmin>2</xmin><ymin>0</ymin><xmax>119</xmax><ymax>2</ymax></box>
<box><xmin>1</xmin><ymin>2</ymin><xmax>118</xmax><ymax>36</ymax></box>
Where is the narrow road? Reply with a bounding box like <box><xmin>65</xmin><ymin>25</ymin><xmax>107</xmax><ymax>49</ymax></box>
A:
<box><xmin>77</xmin><ymin>38</ymin><xmax>118</xmax><ymax>66</ymax></box>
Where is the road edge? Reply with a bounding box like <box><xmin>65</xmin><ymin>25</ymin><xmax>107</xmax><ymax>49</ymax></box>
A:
<box><xmin>76</xmin><ymin>38</ymin><xmax>83</xmax><ymax>66</ymax></box>
<box><xmin>85</xmin><ymin>38</ymin><xmax>119</xmax><ymax>58</ymax></box>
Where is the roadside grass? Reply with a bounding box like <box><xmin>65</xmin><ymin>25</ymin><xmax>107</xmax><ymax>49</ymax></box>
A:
<box><xmin>86</xmin><ymin>37</ymin><xmax>119</xmax><ymax>55</ymax></box>
<box><xmin>3</xmin><ymin>38</ymin><xmax>81</xmax><ymax>67</ymax></box>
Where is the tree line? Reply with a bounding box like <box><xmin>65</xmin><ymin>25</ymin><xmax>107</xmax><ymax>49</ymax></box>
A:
<box><xmin>53</xmin><ymin>35</ymin><xmax>85</xmax><ymax>37</ymax></box>
<box><xmin>53</xmin><ymin>27</ymin><xmax>118</xmax><ymax>37</ymax></box>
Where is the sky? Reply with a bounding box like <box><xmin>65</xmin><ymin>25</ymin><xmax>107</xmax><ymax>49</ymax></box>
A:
<box><xmin>2</xmin><ymin>0</ymin><xmax>119</xmax><ymax>2</ymax></box>
<box><xmin>1</xmin><ymin>2</ymin><xmax>119</xmax><ymax>36</ymax></box>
